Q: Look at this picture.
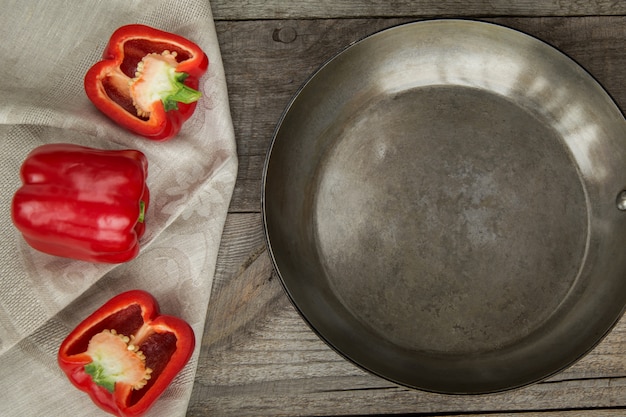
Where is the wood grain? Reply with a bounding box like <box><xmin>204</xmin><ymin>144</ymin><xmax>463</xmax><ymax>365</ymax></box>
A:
<box><xmin>188</xmin><ymin>12</ymin><xmax>626</xmax><ymax>417</ymax></box>
<box><xmin>190</xmin><ymin>217</ymin><xmax>626</xmax><ymax>416</ymax></box>
<box><xmin>209</xmin><ymin>0</ymin><xmax>626</xmax><ymax>20</ymax></box>
<box><xmin>217</xmin><ymin>16</ymin><xmax>626</xmax><ymax>212</ymax></box>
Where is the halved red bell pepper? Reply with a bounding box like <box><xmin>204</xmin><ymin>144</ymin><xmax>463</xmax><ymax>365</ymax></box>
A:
<box><xmin>58</xmin><ymin>290</ymin><xmax>195</xmax><ymax>417</ymax></box>
<box><xmin>85</xmin><ymin>24</ymin><xmax>209</xmax><ymax>141</ymax></box>
<box><xmin>11</xmin><ymin>143</ymin><xmax>149</xmax><ymax>263</ymax></box>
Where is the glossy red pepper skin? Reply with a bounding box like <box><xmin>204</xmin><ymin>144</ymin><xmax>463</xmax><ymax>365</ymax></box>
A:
<box><xmin>58</xmin><ymin>290</ymin><xmax>195</xmax><ymax>417</ymax></box>
<box><xmin>11</xmin><ymin>143</ymin><xmax>149</xmax><ymax>263</ymax></box>
<box><xmin>84</xmin><ymin>24</ymin><xmax>209</xmax><ymax>141</ymax></box>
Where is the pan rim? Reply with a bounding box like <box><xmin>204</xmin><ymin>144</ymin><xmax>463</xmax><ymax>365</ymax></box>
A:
<box><xmin>261</xmin><ymin>18</ymin><xmax>626</xmax><ymax>394</ymax></box>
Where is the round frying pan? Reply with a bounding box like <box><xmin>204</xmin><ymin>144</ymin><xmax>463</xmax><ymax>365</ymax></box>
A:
<box><xmin>262</xmin><ymin>19</ymin><xmax>626</xmax><ymax>394</ymax></box>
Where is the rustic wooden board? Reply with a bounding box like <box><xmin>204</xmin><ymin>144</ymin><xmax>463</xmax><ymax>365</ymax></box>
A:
<box><xmin>209</xmin><ymin>0</ymin><xmax>626</xmax><ymax>20</ymax></box>
<box><xmin>463</xmin><ymin>413</ymin><xmax>626</xmax><ymax>417</ymax></box>
<box><xmin>188</xmin><ymin>14</ymin><xmax>626</xmax><ymax>417</ymax></box>
<box><xmin>189</xmin><ymin>214</ymin><xmax>626</xmax><ymax>415</ymax></box>
<box><xmin>217</xmin><ymin>16</ymin><xmax>626</xmax><ymax>213</ymax></box>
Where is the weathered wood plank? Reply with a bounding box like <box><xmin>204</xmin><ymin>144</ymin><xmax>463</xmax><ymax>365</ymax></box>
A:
<box><xmin>449</xmin><ymin>412</ymin><xmax>626</xmax><ymax>417</ymax></box>
<box><xmin>210</xmin><ymin>0</ymin><xmax>626</xmax><ymax>20</ymax></box>
<box><xmin>189</xmin><ymin>211</ymin><xmax>626</xmax><ymax>416</ymax></box>
<box><xmin>191</xmin><ymin>306</ymin><xmax>626</xmax><ymax>415</ymax></box>
<box><xmin>189</xmin><ymin>378</ymin><xmax>626</xmax><ymax>416</ymax></box>
<box><xmin>453</xmin><ymin>412</ymin><xmax>626</xmax><ymax>417</ymax></box>
<box><xmin>198</xmin><ymin>212</ymin><xmax>282</xmax><ymax>351</ymax></box>
<box><xmin>217</xmin><ymin>16</ymin><xmax>626</xmax><ymax>212</ymax></box>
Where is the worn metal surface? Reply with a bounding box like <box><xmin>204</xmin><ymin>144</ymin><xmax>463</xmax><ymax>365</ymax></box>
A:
<box><xmin>262</xmin><ymin>20</ymin><xmax>626</xmax><ymax>394</ymax></box>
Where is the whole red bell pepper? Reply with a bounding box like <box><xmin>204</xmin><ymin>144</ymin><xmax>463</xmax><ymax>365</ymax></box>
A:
<box><xmin>85</xmin><ymin>24</ymin><xmax>209</xmax><ymax>141</ymax></box>
<box><xmin>11</xmin><ymin>143</ymin><xmax>149</xmax><ymax>263</ymax></box>
<box><xmin>58</xmin><ymin>290</ymin><xmax>195</xmax><ymax>417</ymax></box>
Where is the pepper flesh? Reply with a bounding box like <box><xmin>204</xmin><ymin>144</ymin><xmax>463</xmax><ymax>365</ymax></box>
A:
<box><xmin>58</xmin><ymin>290</ymin><xmax>195</xmax><ymax>417</ymax></box>
<box><xmin>84</xmin><ymin>24</ymin><xmax>209</xmax><ymax>141</ymax></box>
<box><xmin>11</xmin><ymin>143</ymin><xmax>149</xmax><ymax>263</ymax></box>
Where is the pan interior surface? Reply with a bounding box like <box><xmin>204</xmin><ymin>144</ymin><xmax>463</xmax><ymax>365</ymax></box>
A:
<box><xmin>315</xmin><ymin>85</ymin><xmax>586</xmax><ymax>355</ymax></box>
<box><xmin>263</xmin><ymin>20</ymin><xmax>626</xmax><ymax>394</ymax></box>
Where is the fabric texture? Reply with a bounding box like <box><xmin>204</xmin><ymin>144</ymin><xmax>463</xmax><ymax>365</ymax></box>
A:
<box><xmin>0</xmin><ymin>1</ymin><xmax>237</xmax><ymax>416</ymax></box>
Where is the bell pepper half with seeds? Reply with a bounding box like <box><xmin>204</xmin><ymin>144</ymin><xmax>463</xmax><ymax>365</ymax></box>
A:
<box><xmin>58</xmin><ymin>290</ymin><xmax>195</xmax><ymax>417</ymax></box>
<box><xmin>85</xmin><ymin>24</ymin><xmax>209</xmax><ymax>141</ymax></box>
<box><xmin>11</xmin><ymin>143</ymin><xmax>149</xmax><ymax>263</ymax></box>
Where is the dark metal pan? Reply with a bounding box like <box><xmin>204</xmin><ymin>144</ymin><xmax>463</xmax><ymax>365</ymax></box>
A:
<box><xmin>262</xmin><ymin>19</ymin><xmax>626</xmax><ymax>394</ymax></box>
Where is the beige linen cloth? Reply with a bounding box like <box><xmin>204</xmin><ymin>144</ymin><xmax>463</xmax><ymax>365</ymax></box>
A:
<box><xmin>0</xmin><ymin>1</ymin><xmax>237</xmax><ymax>416</ymax></box>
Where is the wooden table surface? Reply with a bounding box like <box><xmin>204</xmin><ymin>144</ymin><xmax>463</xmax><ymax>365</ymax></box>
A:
<box><xmin>187</xmin><ymin>2</ymin><xmax>626</xmax><ymax>415</ymax></box>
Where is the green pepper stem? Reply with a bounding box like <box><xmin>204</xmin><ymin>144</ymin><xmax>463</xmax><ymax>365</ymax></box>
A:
<box><xmin>162</xmin><ymin>73</ymin><xmax>203</xmax><ymax>111</ymax></box>
<box><xmin>85</xmin><ymin>362</ymin><xmax>116</xmax><ymax>393</ymax></box>
<box><xmin>138</xmin><ymin>201</ymin><xmax>146</xmax><ymax>223</ymax></box>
